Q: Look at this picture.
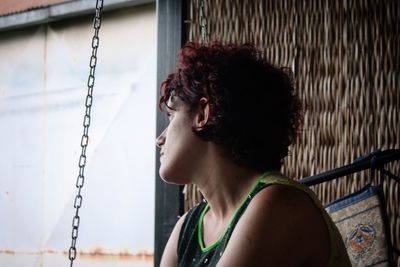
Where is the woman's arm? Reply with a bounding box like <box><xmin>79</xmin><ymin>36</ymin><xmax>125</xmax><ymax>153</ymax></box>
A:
<box><xmin>160</xmin><ymin>213</ymin><xmax>187</xmax><ymax>267</ymax></box>
<box><xmin>217</xmin><ymin>185</ymin><xmax>330</xmax><ymax>267</ymax></box>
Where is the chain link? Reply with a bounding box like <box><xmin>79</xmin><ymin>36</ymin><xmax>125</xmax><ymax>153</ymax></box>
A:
<box><xmin>199</xmin><ymin>0</ymin><xmax>209</xmax><ymax>45</ymax></box>
<box><xmin>68</xmin><ymin>0</ymin><xmax>103</xmax><ymax>266</ymax></box>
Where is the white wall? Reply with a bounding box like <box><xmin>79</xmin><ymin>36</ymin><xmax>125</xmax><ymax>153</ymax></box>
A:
<box><xmin>0</xmin><ymin>4</ymin><xmax>156</xmax><ymax>266</ymax></box>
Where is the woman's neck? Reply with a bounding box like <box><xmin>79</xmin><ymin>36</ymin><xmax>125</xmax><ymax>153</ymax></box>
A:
<box><xmin>192</xmin><ymin>146</ymin><xmax>262</xmax><ymax>220</ymax></box>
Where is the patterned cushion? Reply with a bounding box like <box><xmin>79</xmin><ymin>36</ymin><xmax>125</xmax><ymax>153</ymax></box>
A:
<box><xmin>325</xmin><ymin>185</ymin><xmax>392</xmax><ymax>267</ymax></box>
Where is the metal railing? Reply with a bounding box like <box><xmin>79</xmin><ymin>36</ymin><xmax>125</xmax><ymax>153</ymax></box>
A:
<box><xmin>300</xmin><ymin>149</ymin><xmax>400</xmax><ymax>186</ymax></box>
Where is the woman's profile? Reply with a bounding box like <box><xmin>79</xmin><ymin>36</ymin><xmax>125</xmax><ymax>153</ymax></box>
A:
<box><xmin>156</xmin><ymin>42</ymin><xmax>351</xmax><ymax>267</ymax></box>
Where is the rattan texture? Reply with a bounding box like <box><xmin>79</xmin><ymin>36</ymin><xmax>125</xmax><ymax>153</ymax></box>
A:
<box><xmin>184</xmin><ymin>0</ymin><xmax>400</xmax><ymax>264</ymax></box>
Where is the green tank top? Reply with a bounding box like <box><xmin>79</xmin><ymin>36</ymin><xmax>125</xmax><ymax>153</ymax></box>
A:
<box><xmin>177</xmin><ymin>172</ymin><xmax>351</xmax><ymax>266</ymax></box>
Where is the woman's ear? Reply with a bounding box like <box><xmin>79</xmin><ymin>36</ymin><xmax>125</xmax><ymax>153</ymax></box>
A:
<box><xmin>193</xmin><ymin>97</ymin><xmax>210</xmax><ymax>131</ymax></box>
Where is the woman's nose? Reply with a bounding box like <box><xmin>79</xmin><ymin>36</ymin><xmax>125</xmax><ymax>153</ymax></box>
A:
<box><xmin>156</xmin><ymin>128</ymin><xmax>167</xmax><ymax>148</ymax></box>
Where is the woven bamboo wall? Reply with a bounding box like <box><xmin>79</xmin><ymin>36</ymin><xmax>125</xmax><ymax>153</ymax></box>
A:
<box><xmin>184</xmin><ymin>0</ymin><xmax>400</xmax><ymax>264</ymax></box>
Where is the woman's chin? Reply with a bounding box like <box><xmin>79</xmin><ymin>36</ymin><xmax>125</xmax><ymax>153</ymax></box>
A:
<box><xmin>159</xmin><ymin>168</ymin><xmax>188</xmax><ymax>185</ymax></box>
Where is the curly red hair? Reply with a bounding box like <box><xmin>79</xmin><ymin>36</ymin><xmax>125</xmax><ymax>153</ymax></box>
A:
<box><xmin>160</xmin><ymin>42</ymin><xmax>302</xmax><ymax>171</ymax></box>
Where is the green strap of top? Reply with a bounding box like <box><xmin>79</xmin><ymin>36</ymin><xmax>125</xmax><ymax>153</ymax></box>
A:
<box><xmin>197</xmin><ymin>171</ymin><xmax>277</xmax><ymax>253</ymax></box>
<box><xmin>178</xmin><ymin>172</ymin><xmax>351</xmax><ymax>267</ymax></box>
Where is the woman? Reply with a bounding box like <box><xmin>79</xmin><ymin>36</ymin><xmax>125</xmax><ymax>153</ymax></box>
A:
<box><xmin>156</xmin><ymin>42</ymin><xmax>351</xmax><ymax>267</ymax></box>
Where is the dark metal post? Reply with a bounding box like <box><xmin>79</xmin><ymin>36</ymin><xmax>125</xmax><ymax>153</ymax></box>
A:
<box><xmin>155</xmin><ymin>0</ymin><xmax>186</xmax><ymax>266</ymax></box>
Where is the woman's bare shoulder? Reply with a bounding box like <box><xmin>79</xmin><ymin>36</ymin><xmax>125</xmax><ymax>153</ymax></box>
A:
<box><xmin>218</xmin><ymin>184</ymin><xmax>330</xmax><ymax>267</ymax></box>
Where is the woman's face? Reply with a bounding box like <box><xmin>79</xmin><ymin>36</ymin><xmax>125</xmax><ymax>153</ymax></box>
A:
<box><xmin>156</xmin><ymin>96</ymin><xmax>203</xmax><ymax>184</ymax></box>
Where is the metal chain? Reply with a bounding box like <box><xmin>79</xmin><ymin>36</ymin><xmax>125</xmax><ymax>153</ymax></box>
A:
<box><xmin>199</xmin><ymin>0</ymin><xmax>209</xmax><ymax>45</ymax></box>
<box><xmin>68</xmin><ymin>0</ymin><xmax>103</xmax><ymax>266</ymax></box>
